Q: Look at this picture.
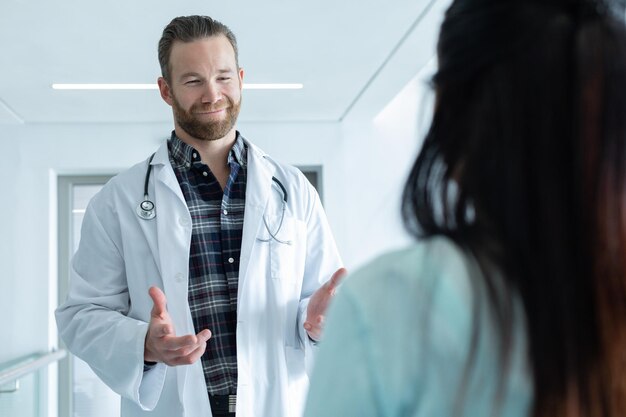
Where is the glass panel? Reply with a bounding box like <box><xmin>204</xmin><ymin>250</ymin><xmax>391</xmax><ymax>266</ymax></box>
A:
<box><xmin>71</xmin><ymin>184</ymin><xmax>101</xmax><ymax>253</ymax></box>
<box><xmin>0</xmin><ymin>372</ymin><xmax>38</xmax><ymax>417</ymax></box>
<box><xmin>70</xmin><ymin>184</ymin><xmax>121</xmax><ymax>417</ymax></box>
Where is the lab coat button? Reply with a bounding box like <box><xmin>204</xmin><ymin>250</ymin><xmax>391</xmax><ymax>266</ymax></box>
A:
<box><xmin>179</xmin><ymin>217</ymin><xmax>190</xmax><ymax>227</ymax></box>
<box><xmin>175</xmin><ymin>273</ymin><xmax>184</xmax><ymax>282</ymax></box>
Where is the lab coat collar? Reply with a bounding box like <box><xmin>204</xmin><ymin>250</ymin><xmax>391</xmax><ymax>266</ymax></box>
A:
<box><xmin>237</xmin><ymin>136</ymin><xmax>276</xmax><ymax>307</ymax></box>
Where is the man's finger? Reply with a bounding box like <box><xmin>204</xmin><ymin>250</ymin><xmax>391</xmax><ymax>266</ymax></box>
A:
<box><xmin>328</xmin><ymin>267</ymin><xmax>348</xmax><ymax>290</ymax></box>
<box><xmin>161</xmin><ymin>334</ymin><xmax>199</xmax><ymax>351</ymax></box>
<box><xmin>167</xmin><ymin>333</ymin><xmax>210</xmax><ymax>363</ymax></box>
<box><xmin>187</xmin><ymin>342</ymin><xmax>208</xmax><ymax>363</ymax></box>
<box><xmin>149</xmin><ymin>286</ymin><xmax>168</xmax><ymax>318</ymax></box>
<box><xmin>171</xmin><ymin>342</ymin><xmax>208</xmax><ymax>366</ymax></box>
<box><xmin>197</xmin><ymin>329</ymin><xmax>212</xmax><ymax>342</ymax></box>
<box><xmin>173</xmin><ymin>331</ymin><xmax>210</xmax><ymax>357</ymax></box>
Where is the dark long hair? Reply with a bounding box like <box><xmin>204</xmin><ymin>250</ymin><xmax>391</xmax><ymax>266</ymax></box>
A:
<box><xmin>402</xmin><ymin>0</ymin><xmax>626</xmax><ymax>415</ymax></box>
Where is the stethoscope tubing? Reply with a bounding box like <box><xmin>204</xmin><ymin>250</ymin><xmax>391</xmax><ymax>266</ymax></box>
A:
<box><xmin>257</xmin><ymin>177</ymin><xmax>291</xmax><ymax>245</ymax></box>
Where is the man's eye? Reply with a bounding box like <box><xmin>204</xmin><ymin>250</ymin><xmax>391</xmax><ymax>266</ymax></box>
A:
<box><xmin>185</xmin><ymin>80</ymin><xmax>200</xmax><ymax>85</ymax></box>
<box><xmin>218</xmin><ymin>77</ymin><xmax>231</xmax><ymax>81</ymax></box>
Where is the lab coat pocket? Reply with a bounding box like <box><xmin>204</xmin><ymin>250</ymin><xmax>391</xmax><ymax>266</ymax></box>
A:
<box><xmin>267</xmin><ymin>216</ymin><xmax>296</xmax><ymax>280</ymax></box>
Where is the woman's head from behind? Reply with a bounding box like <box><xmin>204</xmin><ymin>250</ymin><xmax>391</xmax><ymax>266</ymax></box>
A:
<box><xmin>404</xmin><ymin>0</ymin><xmax>626</xmax><ymax>415</ymax></box>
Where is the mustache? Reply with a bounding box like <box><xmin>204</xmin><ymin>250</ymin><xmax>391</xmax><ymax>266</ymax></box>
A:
<box><xmin>190</xmin><ymin>100</ymin><xmax>233</xmax><ymax>113</ymax></box>
<box><xmin>191</xmin><ymin>105</ymin><xmax>229</xmax><ymax>113</ymax></box>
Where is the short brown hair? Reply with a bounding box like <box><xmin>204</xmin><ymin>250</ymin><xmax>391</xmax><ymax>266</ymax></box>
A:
<box><xmin>158</xmin><ymin>15</ymin><xmax>239</xmax><ymax>82</ymax></box>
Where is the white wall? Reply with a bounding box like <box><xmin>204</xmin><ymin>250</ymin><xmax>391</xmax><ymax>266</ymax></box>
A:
<box><xmin>337</xmin><ymin>74</ymin><xmax>434</xmax><ymax>270</ymax></box>
<box><xmin>0</xmin><ymin>135</ymin><xmax>19</xmax><ymax>358</ymax></box>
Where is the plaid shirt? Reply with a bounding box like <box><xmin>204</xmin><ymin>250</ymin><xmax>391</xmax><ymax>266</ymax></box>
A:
<box><xmin>168</xmin><ymin>132</ymin><xmax>247</xmax><ymax>396</ymax></box>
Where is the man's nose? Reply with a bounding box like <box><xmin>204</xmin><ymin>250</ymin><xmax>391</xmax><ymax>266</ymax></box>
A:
<box><xmin>201</xmin><ymin>81</ymin><xmax>222</xmax><ymax>103</ymax></box>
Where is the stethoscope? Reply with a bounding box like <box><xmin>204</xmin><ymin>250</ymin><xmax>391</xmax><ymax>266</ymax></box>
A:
<box><xmin>136</xmin><ymin>153</ymin><xmax>291</xmax><ymax>245</ymax></box>
<box><xmin>136</xmin><ymin>153</ymin><xmax>157</xmax><ymax>220</ymax></box>
<box><xmin>257</xmin><ymin>175</ymin><xmax>291</xmax><ymax>245</ymax></box>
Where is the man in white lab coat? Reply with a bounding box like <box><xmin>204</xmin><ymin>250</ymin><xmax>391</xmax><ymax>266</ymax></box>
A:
<box><xmin>55</xmin><ymin>15</ymin><xmax>344</xmax><ymax>417</ymax></box>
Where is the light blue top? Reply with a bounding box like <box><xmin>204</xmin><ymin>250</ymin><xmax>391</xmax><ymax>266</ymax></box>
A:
<box><xmin>304</xmin><ymin>237</ymin><xmax>532</xmax><ymax>417</ymax></box>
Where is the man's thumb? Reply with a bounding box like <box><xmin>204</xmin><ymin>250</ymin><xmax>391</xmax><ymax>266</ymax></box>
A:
<box><xmin>149</xmin><ymin>286</ymin><xmax>168</xmax><ymax>318</ymax></box>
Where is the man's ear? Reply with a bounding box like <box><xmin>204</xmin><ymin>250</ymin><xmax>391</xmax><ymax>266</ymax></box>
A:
<box><xmin>238</xmin><ymin>68</ymin><xmax>245</xmax><ymax>89</ymax></box>
<box><xmin>157</xmin><ymin>77</ymin><xmax>173</xmax><ymax>106</ymax></box>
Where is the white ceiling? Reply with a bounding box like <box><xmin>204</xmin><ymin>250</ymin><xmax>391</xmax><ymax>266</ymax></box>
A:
<box><xmin>0</xmin><ymin>0</ymin><xmax>449</xmax><ymax>125</ymax></box>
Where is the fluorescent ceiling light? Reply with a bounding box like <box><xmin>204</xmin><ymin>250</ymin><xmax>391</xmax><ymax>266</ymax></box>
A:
<box><xmin>52</xmin><ymin>83</ymin><xmax>303</xmax><ymax>90</ymax></box>
<box><xmin>243</xmin><ymin>83</ymin><xmax>303</xmax><ymax>90</ymax></box>
<box><xmin>53</xmin><ymin>84</ymin><xmax>158</xmax><ymax>90</ymax></box>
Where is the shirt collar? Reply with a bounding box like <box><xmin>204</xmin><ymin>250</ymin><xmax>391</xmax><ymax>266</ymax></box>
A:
<box><xmin>229</xmin><ymin>131</ymin><xmax>247</xmax><ymax>168</ymax></box>
<box><xmin>167</xmin><ymin>131</ymin><xmax>247</xmax><ymax>169</ymax></box>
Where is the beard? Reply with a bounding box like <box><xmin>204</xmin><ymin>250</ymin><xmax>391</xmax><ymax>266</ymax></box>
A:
<box><xmin>171</xmin><ymin>93</ymin><xmax>241</xmax><ymax>142</ymax></box>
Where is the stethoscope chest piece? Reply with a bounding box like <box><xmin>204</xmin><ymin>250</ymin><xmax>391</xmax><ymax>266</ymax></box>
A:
<box><xmin>136</xmin><ymin>199</ymin><xmax>156</xmax><ymax>220</ymax></box>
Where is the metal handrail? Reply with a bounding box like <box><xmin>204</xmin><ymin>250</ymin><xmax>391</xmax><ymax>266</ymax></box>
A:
<box><xmin>0</xmin><ymin>350</ymin><xmax>67</xmax><ymax>386</ymax></box>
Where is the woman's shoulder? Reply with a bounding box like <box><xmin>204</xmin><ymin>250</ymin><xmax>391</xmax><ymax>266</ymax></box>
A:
<box><xmin>345</xmin><ymin>236</ymin><xmax>476</xmax><ymax>300</ymax></box>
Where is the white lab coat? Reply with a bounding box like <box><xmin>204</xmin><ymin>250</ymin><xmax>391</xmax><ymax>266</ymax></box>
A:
<box><xmin>55</xmin><ymin>137</ymin><xmax>342</xmax><ymax>417</ymax></box>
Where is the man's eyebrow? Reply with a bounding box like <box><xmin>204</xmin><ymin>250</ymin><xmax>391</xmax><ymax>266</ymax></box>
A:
<box><xmin>179</xmin><ymin>71</ymin><xmax>202</xmax><ymax>79</ymax></box>
<box><xmin>178</xmin><ymin>69</ymin><xmax>234</xmax><ymax>79</ymax></box>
